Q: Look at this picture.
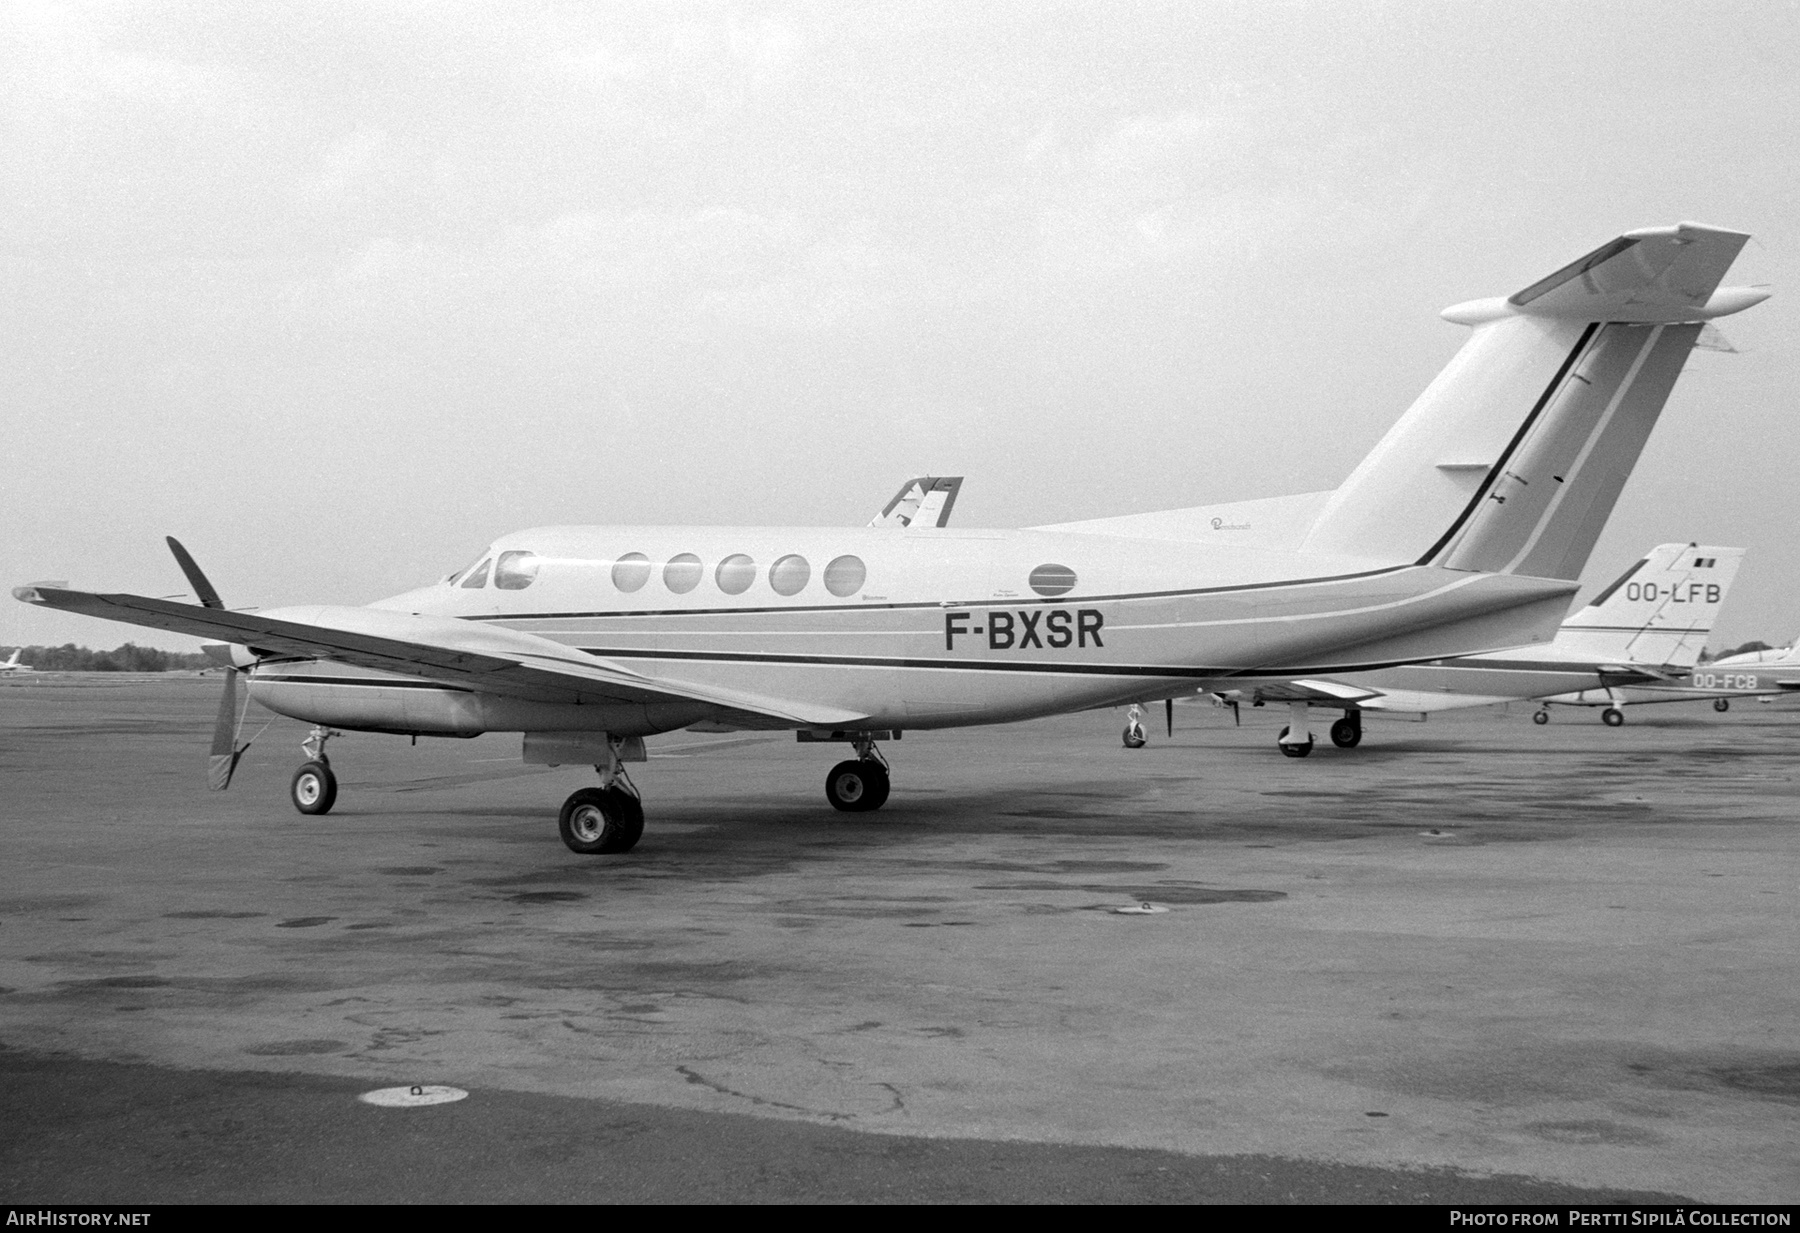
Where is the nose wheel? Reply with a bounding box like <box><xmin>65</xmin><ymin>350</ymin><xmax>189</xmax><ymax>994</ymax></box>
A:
<box><xmin>289</xmin><ymin>727</ymin><xmax>340</xmax><ymax>815</ymax></box>
<box><xmin>1532</xmin><ymin>708</ymin><xmax>1550</xmax><ymax>725</ymax></box>
<box><xmin>1714</xmin><ymin>698</ymin><xmax>1730</xmax><ymax>713</ymax></box>
<box><xmin>290</xmin><ymin>761</ymin><xmax>337</xmax><ymax>815</ymax></box>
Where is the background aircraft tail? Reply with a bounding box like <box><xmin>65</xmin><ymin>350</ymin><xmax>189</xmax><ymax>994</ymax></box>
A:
<box><xmin>2</xmin><ymin>648</ymin><xmax>18</xmax><ymax>668</ymax></box>
<box><xmin>1554</xmin><ymin>543</ymin><xmax>1744</xmax><ymax>667</ymax></box>
<box><xmin>1300</xmin><ymin>223</ymin><xmax>1765</xmax><ymax>579</ymax></box>
<box><xmin>869</xmin><ymin>476</ymin><xmax>962</xmax><ymax>529</ymax></box>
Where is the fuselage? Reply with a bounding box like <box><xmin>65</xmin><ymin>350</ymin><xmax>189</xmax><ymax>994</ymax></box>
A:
<box><xmin>245</xmin><ymin>524</ymin><xmax>1576</xmax><ymax>738</ymax></box>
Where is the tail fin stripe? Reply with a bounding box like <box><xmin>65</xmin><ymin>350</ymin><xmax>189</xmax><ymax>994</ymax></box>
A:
<box><xmin>1414</xmin><ymin>321</ymin><xmax>1600</xmax><ymax>566</ymax></box>
<box><xmin>1498</xmin><ymin>325</ymin><xmax>1665</xmax><ymax>575</ymax></box>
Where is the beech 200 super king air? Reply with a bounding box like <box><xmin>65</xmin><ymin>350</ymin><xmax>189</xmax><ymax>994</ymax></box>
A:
<box><xmin>15</xmin><ymin>223</ymin><xmax>1769</xmax><ymax>855</ymax></box>
<box><xmin>1198</xmin><ymin>542</ymin><xmax>1746</xmax><ymax>751</ymax></box>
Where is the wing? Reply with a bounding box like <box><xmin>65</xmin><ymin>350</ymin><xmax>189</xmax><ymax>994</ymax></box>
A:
<box><xmin>13</xmin><ymin>584</ymin><xmax>867</xmax><ymax>729</ymax></box>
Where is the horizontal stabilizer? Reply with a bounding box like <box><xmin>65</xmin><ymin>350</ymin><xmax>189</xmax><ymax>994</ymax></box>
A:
<box><xmin>1497</xmin><ymin>222</ymin><xmax>1761</xmax><ymax>323</ymax></box>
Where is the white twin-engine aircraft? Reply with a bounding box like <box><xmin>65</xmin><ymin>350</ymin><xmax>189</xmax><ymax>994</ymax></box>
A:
<box><xmin>14</xmin><ymin>223</ymin><xmax>1769</xmax><ymax>855</ymax></box>
<box><xmin>1201</xmin><ymin>542</ymin><xmax>1747</xmax><ymax>749</ymax></box>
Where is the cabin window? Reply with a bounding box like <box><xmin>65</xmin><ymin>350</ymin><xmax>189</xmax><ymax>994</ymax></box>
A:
<box><xmin>1028</xmin><ymin>563</ymin><xmax>1077</xmax><ymax>597</ymax></box>
<box><xmin>612</xmin><ymin>552</ymin><xmax>651</xmax><ymax>593</ymax></box>
<box><xmin>664</xmin><ymin>553</ymin><xmax>702</xmax><ymax>594</ymax></box>
<box><xmin>494</xmin><ymin>550</ymin><xmax>541</xmax><ymax>590</ymax></box>
<box><xmin>460</xmin><ymin>558</ymin><xmax>492</xmax><ymax>589</ymax></box>
<box><xmin>716</xmin><ymin>554</ymin><xmax>757</xmax><ymax>595</ymax></box>
<box><xmin>823</xmin><ymin>554</ymin><xmax>866</xmax><ymax>597</ymax></box>
<box><xmin>769</xmin><ymin>554</ymin><xmax>810</xmax><ymax>596</ymax></box>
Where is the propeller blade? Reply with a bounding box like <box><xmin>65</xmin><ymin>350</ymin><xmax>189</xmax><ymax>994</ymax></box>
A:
<box><xmin>1231</xmin><ymin>701</ymin><xmax>1241</xmax><ymax>727</ymax></box>
<box><xmin>207</xmin><ymin>666</ymin><xmax>245</xmax><ymax>791</ymax></box>
<box><xmin>165</xmin><ymin>537</ymin><xmax>225</xmax><ymax>610</ymax></box>
<box><xmin>1165</xmin><ymin>697</ymin><xmax>1174</xmax><ymax>738</ymax></box>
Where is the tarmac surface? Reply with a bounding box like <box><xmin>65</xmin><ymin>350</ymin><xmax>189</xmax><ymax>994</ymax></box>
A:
<box><xmin>2</xmin><ymin>675</ymin><xmax>1796</xmax><ymax>1203</ymax></box>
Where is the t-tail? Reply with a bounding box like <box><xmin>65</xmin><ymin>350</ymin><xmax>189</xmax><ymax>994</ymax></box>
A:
<box><xmin>1301</xmin><ymin>223</ymin><xmax>1767</xmax><ymax>581</ymax></box>
<box><xmin>1554</xmin><ymin>543</ymin><xmax>1745</xmax><ymax>668</ymax></box>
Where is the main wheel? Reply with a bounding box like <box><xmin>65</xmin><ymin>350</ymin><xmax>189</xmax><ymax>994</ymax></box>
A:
<box><xmin>1122</xmin><ymin>723</ymin><xmax>1147</xmax><ymax>749</ymax></box>
<box><xmin>290</xmin><ymin>761</ymin><xmax>337</xmax><ymax>815</ymax></box>
<box><xmin>1329</xmin><ymin>715</ymin><xmax>1362</xmax><ymax>748</ymax></box>
<box><xmin>558</xmin><ymin>786</ymin><xmax>645</xmax><ymax>854</ymax></box>
<box><xmin>826</xmin><ymin>759</ymin><xmax>889</xmax><ymax>812</ymax></box>
<box><xmin>1601</xmin><ymin>707</ymin><xmax>1625</xmax><ymax>728</ymax></box>
<box><xmin>1714</xmin><ymin>698</ymin><xmax>1731</xmax><ymax>713</ymax></box>
<box><xmin>1276</xmin><ymin>726</ymin><xmax>1313</xmax><ymax>758</ymax></box>
<box><xmin>1532</xmin><ymin>709</ymin><xmax>1550</xmax><ymax>725</ymax></box>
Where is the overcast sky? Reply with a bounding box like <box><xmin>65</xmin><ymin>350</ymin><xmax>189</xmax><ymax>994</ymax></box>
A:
<box><xmin>5</xmin><ymin>0</ymin><xmax>1799</xmax><ymax>653</ymax></box>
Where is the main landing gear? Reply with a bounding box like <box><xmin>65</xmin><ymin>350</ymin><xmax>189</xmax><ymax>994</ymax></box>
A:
<box><xmin>1329</xmin><ymin>711</ymin><xmax>1363</xmax><ymax>749</ymax></box>
<box><xmin>289</xmin><ymin>726</ymin><xmax>340</xmax><ymax>815</ymax></box>
<box><xmin>1714</xmin><ymin>698</ymin><xmax>1731</xmax><ymax>713</ymax></box>
<box><xmin>826</xmin><ymin>736</ymin><xmax>891</xmax><ymax>813</ymax></box>
<box><xmin>558</xmin><ymin>737</ymin><xmax>645</xmax><ymax>855</ymax></box>
<box><xmin>1601</xmin><ymin>706</ymin><xmax>1626</xmax><ymax>727</ymax></box>
<box><xmin>1533</xmin><ymin>708</ymin><xmax>1551</xmax><ymax>725</ymax></box>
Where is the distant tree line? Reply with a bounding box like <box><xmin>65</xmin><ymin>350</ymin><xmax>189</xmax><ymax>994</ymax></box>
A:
<box><xmin>1700</xmin><ymin>641</ymin><xmax>1775</xmax><ymax>663</ymax></box>
<box><xmin>5</xmin><ymin>643</ymin><xmax>214</xmax><ymax>672</ymax></box>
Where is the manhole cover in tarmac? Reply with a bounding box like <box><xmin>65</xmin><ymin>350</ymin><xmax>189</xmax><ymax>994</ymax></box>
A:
<box><xmin>1113</xmin><ymin>903</ymin><xmax>1170</xmax><ymax>915</ymax></box>
<box><xmin>359</xmin><ymin>1085</ymin><xmax>469</xmax><ymax>1108</ymax></box>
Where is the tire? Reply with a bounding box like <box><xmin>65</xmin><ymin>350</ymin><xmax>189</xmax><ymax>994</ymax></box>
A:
<box><xmin>1329</xmin><ymin>716</ymin><xmax>1362</xmax><ymax>748</ymax></box>
<box><xmin>1122</xmin><ymin>724</ymin><xmax>1147</xmax><ymax>749</ymax></box>
<box><xmin>826</xmin><ymin>759</ymin><xmax>889</xmax><ymax>812</ymax></box>
<box><xmin>1714</xmin><ymin>698</ymin><xmax>1730</xmax><ymax>713</ymax></box>
<box><xmin>1532</xmin><ymin>709</ymin><xmax>1550</xmax><ymax>725</ymax></box>
<box><xmin>290</xmin><ymin>761</ymin><xmax>337</xmax><ymax>815</ymax></box>
<box><xmin>1601</xmin><ymin>707</ymin><xmax>1625</xmax><ymax>728</ymax></box>
<box><xmin>558</xmin><ymin>786</ymin><xmax>645</xmax><ymax>855</ymax></box>
<box><xmin>1276</xmin><ymin>726</ymin><xmax>1313</xmax><ymax>758</ymax></box>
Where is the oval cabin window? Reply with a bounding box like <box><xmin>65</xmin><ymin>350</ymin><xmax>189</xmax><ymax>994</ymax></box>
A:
<box><xmin>664</xmin><ymin>554</ymin><xmax>703</xmax><ymax>594</ymax></box>
<box><xmin>769</xmin><ymin>554</ymin><xmax>810</xmax><ymax>596</ymax></box>
<box><xmin>611</xmin><ymin>553</ymin><xmax>651</xmax><ymax>593</ymax></box>
<box><xmin>1028</xmin><ymin>563</ymin><xmax>1077</xmax><ymax>597</ymax></box>
<box><xmin>493</xmin><ymin>551</ymin><xmax>540</xmax><ymax>590</ymax></box>
<box><xmin>716</xmin><ymin>554</ymin><xmax>757</xmax><ymax>596</ymax></box>
<box><xmin>823</xmin><ymin>554</ymin><xmax>866</xmax><ymax>598</ymax></box>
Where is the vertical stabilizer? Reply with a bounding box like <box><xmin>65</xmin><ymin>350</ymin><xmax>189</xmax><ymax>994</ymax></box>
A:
<box><xmin>1300</xmin><ymin>223</ymin><xmax>1763</xmax><ymax>578</ymax></box>
<box><xmin>1555</xmin><ymin>544</ymin><xmax>1745</xmax><ymax>667</ymax></box>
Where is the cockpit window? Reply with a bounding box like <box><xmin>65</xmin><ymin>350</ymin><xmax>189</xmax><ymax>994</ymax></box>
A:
<box><xmin>460</xmin><ymin>558</ymin><xmax>492</xmax><ymax>589</ymax></box>
<box><xmin>494</xmin><ymin>550</ymin><xmax>540</xmax><ymax>590</ymax></box>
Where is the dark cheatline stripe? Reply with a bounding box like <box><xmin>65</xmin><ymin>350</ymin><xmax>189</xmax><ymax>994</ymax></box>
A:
<box><xmin>1415</xmin><ymin>321</ymin><xmax>1601</xmax><ymax>567</ymax></box>
<box><xmin>254</xmin><ymin>674</ymin><xmax>472</xmax><ymax>693</ymax></box>
<box><xmin>460</xmin><ymin>564</ymin><xmax>1414</xmax><ymax>624</ymax></box>
<box><xmin>572</xmin><ymin>646</ymin><xmax>1571</xmax><ymax>681</ymax></box>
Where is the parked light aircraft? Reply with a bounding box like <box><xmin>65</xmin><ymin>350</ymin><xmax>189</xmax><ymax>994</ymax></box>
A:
<box><xmin>14</xmin><ymin>223</ymin><xmax>1769</xmax><ymax>854</ymax></box>
<box><xmin>1196</xmin><ymin>542</ymin><xmax>1745</xmax><ymax>750</ymax></box>
<box><xmin>1536</xmin><ymin>633</ymin><xmax>1800</xmax><ymax>720</ymax></box>
<box><xmin>0</xmin><ymin>649</ymin><xmax>32</xmax><ymax>675</ymax></box>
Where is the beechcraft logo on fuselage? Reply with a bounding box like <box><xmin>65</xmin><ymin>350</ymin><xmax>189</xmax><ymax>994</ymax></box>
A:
<box><xmin>945</xmin><ymin>609</ymin><xmax>1104</xmax><ymax>650</ymax></box>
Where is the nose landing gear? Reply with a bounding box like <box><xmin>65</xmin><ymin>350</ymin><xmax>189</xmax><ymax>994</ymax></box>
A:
<box><xmin>289</xmin><ymin>726</ymin><xmax>340</xmax><ymax>815</ymax></box>
<box><xmin>1122</xmin><ymin>703</ymin><xmax>1148</xmax><ymax>749</ymax></box>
